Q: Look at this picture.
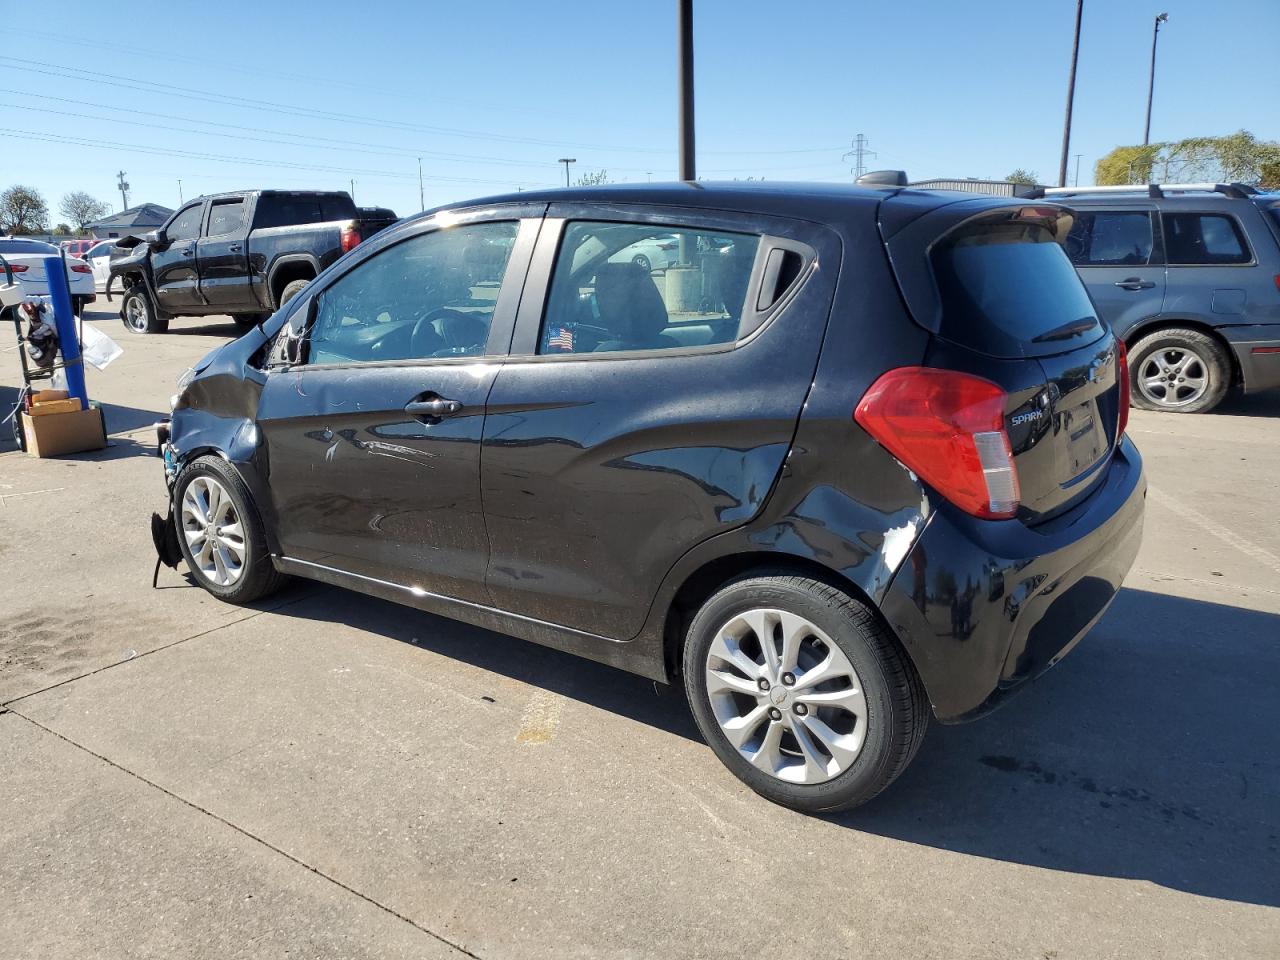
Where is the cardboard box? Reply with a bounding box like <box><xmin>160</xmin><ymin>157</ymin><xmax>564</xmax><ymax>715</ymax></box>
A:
<box><xmin>21</xmin><ymin>407</ymin><xmax>106</xmax><ymax>458</ymax></box>
<box><xmin>32</xmin><ymin>389</ymin><xmax>69</xmax><ymax>403</ymax></box>
<box><xmin>30</xmin><ymin>397</ymin><xmax>83</xmax><ymax>417</ymax></box>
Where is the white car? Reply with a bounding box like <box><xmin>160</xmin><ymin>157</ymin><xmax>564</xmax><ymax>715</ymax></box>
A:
<box><xmin>607</xmin><ymin>233</ymin><xmax>681</xmax><ymax>273</ymax></box>
<box><xmin>82</xmin><ymin>239</ymin><xmax>118</xmax><ymax>291</ymax></box>
<box><xmin>0</xmin><ymin>237</ymin><xmax>96</xmax><ymax>314</ymax></box>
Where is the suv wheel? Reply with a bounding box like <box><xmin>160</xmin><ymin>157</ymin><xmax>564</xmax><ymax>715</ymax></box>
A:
<box><xmin>683</xmin><ymin>573</ymin><xmax>928</xmax><ymax>813</ymax></box>
<box><xmin>1129</xmin><ymin>327</ymin><xmax>1230</xmax><ymax>414</ymax></box>
<box><xmin>122</xmin><ymin>285</ymin><xmax>168</xmax><ymax>335</ymax></box>
<box><xmin>175</xmin><ymin>456</ymin><xmax>286</xmax><ymax>604</ymax></box>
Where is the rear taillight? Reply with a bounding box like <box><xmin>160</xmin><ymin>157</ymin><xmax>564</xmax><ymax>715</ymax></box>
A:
<box><xmin>1116</xmin><ymin>339</ymin><xmax>1130</xmax><ymax>439</ymax></box>
<box><xmin>340</xmin><ymin>222</ymin><xmax>361</xmax><ymax>253</ymax></box>
<box><xmin>70</xmin><ymin>264</ymin><xmax>92</xmax><ymax>274</ymax></box>
<box><xmin>855</xmin><ymin>367</ymin><xmax>1020</xmax><ymax>520</ymax></box>
<box><xmin>5</xmin><ymin>263</ymin><xmax>29</xmax><ymax>273</ymax></box>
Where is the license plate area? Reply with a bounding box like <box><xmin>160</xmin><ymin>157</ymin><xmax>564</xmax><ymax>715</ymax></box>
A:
<box><xmin>1059</xmin><ymin>398</ymin><xmax>1106</xmax><ymax>480</ymax></box>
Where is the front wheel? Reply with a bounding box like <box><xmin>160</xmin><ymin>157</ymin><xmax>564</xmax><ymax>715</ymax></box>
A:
<box><xmin>174</xmin><ymin>456</ymin><xmax>286</xmax><ymax>604</ymax></box>
<box><xmin>121</xmin><ymin>286</ymin><xmax>167</xmax><ymax>335</ymax></box>
<box><xmin>683</xmin><ymin>573</ymin><xmax>928</xmax><ymax>813</ymax></box>
<box><xmin>1129</xmin><ymin>327</ymin><xmax>1231</xmax><ymax>413</ymax></box>
<box><xmin>631</xmin><ymin>254</ymin><xmax>652</xmax><ymax>273</ymax></box>
<box><xmin>278</xmin><ymin>278</ymin><xmax>311</xmax><ymax>309</ymax></box>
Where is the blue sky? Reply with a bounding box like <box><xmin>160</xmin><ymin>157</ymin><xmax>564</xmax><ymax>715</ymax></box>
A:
<box><xmin>1</xmin><ymin>0</ymin><xmax>1276</xmax><ymax>221</ymax></box>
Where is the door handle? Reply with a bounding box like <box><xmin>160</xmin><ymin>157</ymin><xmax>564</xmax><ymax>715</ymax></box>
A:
<box><xmin>181</xmin><ymin>247</ymin><xmax>194</xmax><ymax>257</ymax></box>
<box><xmin>1114</xmin><ymin>278</ymin><xmax>1155</xmax><ymax>291</ymax></box>
<box><xmin>228</xmin><ymin>243</ymin><xmax>241</xmax><ymax>252</ymax></box>
<box><xmin>405</xmin><ymin>397</ymin><xmax>463</xmax><ymax>418</ymax></box>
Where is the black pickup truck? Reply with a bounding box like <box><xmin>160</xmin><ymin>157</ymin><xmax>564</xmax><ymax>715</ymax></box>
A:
<box><xmin>108</xmin><ymin>190</ymin><xmax>397</xmax><ymax>334</ymax></box>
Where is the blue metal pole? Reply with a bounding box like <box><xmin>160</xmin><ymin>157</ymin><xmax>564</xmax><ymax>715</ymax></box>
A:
<box><xmin>43</xmin><ymin>255</ymin><xmax>89</xmax><ymax>406</ymax></box>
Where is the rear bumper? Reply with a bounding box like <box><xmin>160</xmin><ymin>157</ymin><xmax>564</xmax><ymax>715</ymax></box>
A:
<box><xmin>1222</xmin><ymin>326</ymin><xmax>1280</xmax><ymax>394</ymax></box>
<box><xmin>880</xmin><ymin>436</ymin><xmax>1146</xmax><ymax>722</ymax></box>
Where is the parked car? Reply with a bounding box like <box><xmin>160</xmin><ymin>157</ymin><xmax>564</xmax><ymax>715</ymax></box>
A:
<box><xmin>154</xmin><ymin>182</ymin><xmax>1145</xmax><ymax>812</ymax></box>
<box><xmin>60</xmin><ymin>238</ymin><xmax>96</xmax><ymax>259</ymax></box>
<box><xmin>108</xmin><ymin>190</ymin><xmax>398</xmax><ymax>334</ymax></box>
<box><xmin>82</xmin><ymin>238</ymin><xmax>119</xmax><ymax>291</ymax></box>
<box><xmin>608</xmin><ymin>232</ymin><xmax>680</xmax><ymax>273</ymax></box>
<box><xmin>0</xmin><ymin>237</ymin><xmax>95</xmax><ymax>314</ymax></box>
<box><xmin>1031</xmin><ymin>182</ymin><xmax>1280</xmax><ymax>413</ymax></box>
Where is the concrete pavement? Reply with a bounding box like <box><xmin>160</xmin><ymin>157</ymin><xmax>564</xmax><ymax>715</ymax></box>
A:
<box><xmin>1</xmin><ymin>305</ymin><xmax>1277</xmax><ymax>958</ymax></box>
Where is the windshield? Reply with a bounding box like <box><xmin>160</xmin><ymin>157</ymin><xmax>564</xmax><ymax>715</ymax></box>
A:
<box><xmin>931</xmin><ymin>217</ymin><xmax>1104</xmax><ymax>359</ymax></box>
<box><xmin>0</xmin><ymin>239</ymin><xmax>59</xmax><ymax>255</ymax></box>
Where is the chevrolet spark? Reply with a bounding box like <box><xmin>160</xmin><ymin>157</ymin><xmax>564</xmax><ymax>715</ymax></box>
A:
<box><xmin>156</xmin><ymin>182</ymin><xmax>1145</xmax><ymax>812</ymax></box>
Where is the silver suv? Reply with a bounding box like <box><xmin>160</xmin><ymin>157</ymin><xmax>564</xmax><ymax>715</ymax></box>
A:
<box><xmin>1031</xmin><ymin>183</ymin><xmax>1280</xmax><ymax>413</ymax></box>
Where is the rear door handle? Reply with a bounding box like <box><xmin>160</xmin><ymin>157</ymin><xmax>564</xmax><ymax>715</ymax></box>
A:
<box><xmin>405</xmin><ymin>397</ymin><xmax>463</xmax><ymax>418</ymax></box>
<box><xmin>1114</xmin><ymin>278</ymin><xmax>1155</xmax><ymax>291</ymax></box>
<box><xmin>228</xmin><ymin>243</ymin><xmax>241</xmax><ymax>252</ymax></box>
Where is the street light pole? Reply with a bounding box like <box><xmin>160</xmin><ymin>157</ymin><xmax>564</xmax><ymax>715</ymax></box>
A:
<box><xmin>677</xmin><ymin>0</ymin><xmax>695</xmax><ymax>181</ymax></box>
<box><xmin>558</xmin><ymin>158</ymin><xmax>576</xmax><ymax>186</ymax></box>
<box><xmin>417</xmin><ymin>157</ymin><xmax>424</xmax><ymax>211</ymax></box>
<box><xmin>1143</xmin><ymin>12</ymin><xmax>1169</xmax><ymax>146</ymax></box>
<box><xmin>1057</xmin><ymin>0</ymin><xmax>1084</xmax><ymax>188</ymax></box>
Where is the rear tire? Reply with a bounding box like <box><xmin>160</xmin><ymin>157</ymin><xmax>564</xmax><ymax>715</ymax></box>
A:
<box><xmin>121</xmin><ymin>285</ymin><xmax>167</xmax><ymax>335</ymax></box>
<box><xmin>278</xmin><ymin>279</ymin><xmax>311</xmax><ymax>309</ymax></box>
<box><xmin>174</xmin><ymin>455</ymin><xmax>286</xmax><ymax>604</ymax></box>
<box><xmin>683</xmin><ymin>573</ymin><xmax>928</xmax><ymax>813</ymax></box>
<box><xmin>1128</xmin><ymin>327</ymin><xmax>1230</xmax><ymax>414</ymax></box>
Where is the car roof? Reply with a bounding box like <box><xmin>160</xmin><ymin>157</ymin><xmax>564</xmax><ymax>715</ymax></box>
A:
<box><xmin>417</xmin><ymin>180</ymin><xmax>964</xmax><ymax>225</ymax></box>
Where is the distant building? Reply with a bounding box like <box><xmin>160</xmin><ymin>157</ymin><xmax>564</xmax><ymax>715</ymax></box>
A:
<box><xmin>910</xmin><ymin>178</ymin><xmax>1046</xmax><ymax>198</ymax></box>
<box><xmin>87</xmin><ymin>203</ymin><xmax>174</xmax><ymax>240</ymax></box>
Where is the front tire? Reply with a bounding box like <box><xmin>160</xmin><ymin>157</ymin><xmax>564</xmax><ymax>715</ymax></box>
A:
<box><xmin>122</xmin><ymin>285</ymin><xmax>167</xmax><ymax>335</ymax></box>
<box><xmin>174</xmin><ymin>456</ymin><xmax>286</xmax><ymax>604</ymax></box>
<box><xmin>1129</xmin><ymin>327</ymin><xmax>1231</xmax><ymax>413</ymax></box>
<box><xmin>278</xmin><ymin>278</ymin><xmax>311</xmax><ymax>309</ymax></box>
<box><xmin>631</xmin><ymin>254</ymin><xmax>652</xmax><ymax>273</ymax></box>
<box><xmin>683</xmin><ymin>573</ymin><xmax>928</xmax><ymax>813</ymax></box>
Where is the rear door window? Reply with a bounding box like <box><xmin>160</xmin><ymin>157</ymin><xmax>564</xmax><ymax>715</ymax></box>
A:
<box><xmin>255</xmin><ymin>194</ymin><xmax>356</xmax><ymax>228</ymax></box>
<box><xmin>931</xmin><ymin>215</ymin><xmax>1103</xmax><ymax>358</ymax></box>
<box><xmin>1065</xmin><ymin>211</ymin><xmax>1154</xmax><ymax>266</ymax></box>
<box><xmin>1161</xmin><ymin>212</ymin><xmax>1252</xmax><ymax>265</ymax></box>
<box><xmin>538</xmin><ymin>221</ymin><xmax>760</xmax><ymax>354</ymax></box>
<box><xmin>206</xmin><ymin>198</ymin><xmax>246</xmax><ymax>237</ymax></box>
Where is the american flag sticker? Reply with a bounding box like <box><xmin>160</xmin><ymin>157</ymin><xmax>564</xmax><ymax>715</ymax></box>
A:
<box><xmin>548</xmin><ymin>325</ymin><xmax>575</xmax><ymax>352</ymax></box>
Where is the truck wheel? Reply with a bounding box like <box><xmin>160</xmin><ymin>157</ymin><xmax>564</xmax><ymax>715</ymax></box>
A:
<box><xmin>278</xmin><ymin>279</ymin><xmax>311</xmax><ymax>308</ymax></box>
<box><xmin>1129</xmin><ymin>327</ymin><xmax>1230</xmax><ymax>414</ymax></box>
<box><xmin>683</xmin><ymin>572</ymin><xmax>928</xmax><ymax>813</ymax></box>
<box><xmin>122</xmin><ymin>286</ymin><xmax>168</xmax><ymax>335</ymax></box>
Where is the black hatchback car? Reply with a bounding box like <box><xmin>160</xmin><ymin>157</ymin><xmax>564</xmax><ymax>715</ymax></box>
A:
<box><xmin>156</xmin><ymin>182</ymin><xmax>1145</xmax><ymax>812</ymax></box>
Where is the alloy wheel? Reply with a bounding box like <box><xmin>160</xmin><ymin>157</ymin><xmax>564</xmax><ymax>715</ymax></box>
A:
<box><xmin>1137</xmin><ymin>347</ymin><xmax>1209</xmax><ymax>408</ymax></box>
<box><xmin>704</xmin><ymin>608</ymin><xmax>867</xmax><ymax>785</ymax></box>
<box><xmin>125</xmin><ymin>295</ymin><xmax>148</xmax><ymax>332</ymax></box>
<box><xmin>181</xmin><ymin>475</ymin><xmax>246</xmax><ymax>586</ymax></box>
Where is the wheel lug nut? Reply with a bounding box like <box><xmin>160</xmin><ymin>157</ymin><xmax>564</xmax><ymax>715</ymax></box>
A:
<box><xmin>768</xmin><ymin>707</ymin><xmax>782</xmax><ymax>721</ymax></box>
<box><xmin>757</xmin><ymin>678</ymin><xmax>770</xmax><ymax>692</ymax></box>
<box><xmin>793</xmin><ymin>703</ymin><xmax>807</xmax><ymax>716</ymax></box>
<box><xmin>781</xmin><ymin>673</ymin><xmax>795</xmax><ymax>686</ymax></box>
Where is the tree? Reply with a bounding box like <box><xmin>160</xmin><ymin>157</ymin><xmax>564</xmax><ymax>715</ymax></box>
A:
<box><xmin>0</xmin><ymin>185</ymin><xmax>49</xmax><ymax>234</ymax></box>
<box><xmin>1005</xmin><ymin>168</ymin><xmax>1039</xmax><ymax>185</ymax></box>
<box><xmin>54</xmin><ymin>223</ymin><xmax>73</xmax><ymax>236</ymax></box>
<box><xmin>1095</xmin><ymin>131</ymin><xmax>1280</xmax><ymax>187</ymax></box>
<box><xmin>575</xmin><ymin>169</ymin><xmax>612</xmax><ymax>186</ymax></box>
<box><xmin>59</xmin><ymin>191</ymin><xmax>110</xmax><ymax>232</ymax></box>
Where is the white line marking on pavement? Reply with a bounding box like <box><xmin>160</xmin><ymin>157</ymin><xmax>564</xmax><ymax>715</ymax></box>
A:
<box><xmin>1148</xmin><ymin>486</ymin><xmax>1280</xmax><ymax>575</ymax></box>
<box><xmin>0</xmin><ymin>487</ymin><xmax>67</xmax><ymax>506</ymax></box>
<box><xmin>515</xmin><ymin>690</ymin><xmax>564</xmax><ymax>745</ymax></box>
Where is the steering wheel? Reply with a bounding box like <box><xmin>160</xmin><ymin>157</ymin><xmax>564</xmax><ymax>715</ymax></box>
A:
<box><xmin>411</xmin><ymin>307</ymin><xmax>482</xmax><ymax>353</ymax></box>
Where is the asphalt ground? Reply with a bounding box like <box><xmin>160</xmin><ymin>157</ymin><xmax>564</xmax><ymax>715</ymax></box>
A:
<box><xmin>2</xmin><ymin>304</ymin><xmax>1277</xmax><ymax>959</ymax></box>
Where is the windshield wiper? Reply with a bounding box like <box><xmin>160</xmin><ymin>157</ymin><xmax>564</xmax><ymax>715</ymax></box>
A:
<box><xmin>1032</xmin><ymin>316</ymin><xmax>1097</xmax><ymax>343</ymax></box>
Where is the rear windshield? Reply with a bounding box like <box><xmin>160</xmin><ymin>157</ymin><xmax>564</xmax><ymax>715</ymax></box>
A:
<box><xmin>0</xmin><ymin>239</ymin><xmax>58</xmax><ymax>254</ymax></box>
<box><xmin>254</xmin><ymin>193</ymin><xmax>356</xmax><ymax>229</ymax></box>
<box><xmin>931</xmin><ymin>217</ymin><xmax>1104</xmax><ymax>359</ymax></box>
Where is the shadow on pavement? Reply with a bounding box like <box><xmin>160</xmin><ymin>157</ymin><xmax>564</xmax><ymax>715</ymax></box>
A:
<box><xmin>844</xmin><ymin>587</ymin><xmax>1280</xmax><ymax>909</ymax></box>
<box><xmin>269</xmin><ymin>580</ymin><xmax>1279</xmax><ymax>907</ymax></box>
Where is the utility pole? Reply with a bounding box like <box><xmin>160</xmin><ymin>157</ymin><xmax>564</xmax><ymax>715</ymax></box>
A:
<box><xmin>843</xmin><ymin>134</ymin><xmax>876</xmax><ymax>180</ymax></box>
<box><xmin>116</xmin><ymin>170</ymin><xmax>130</xmax><ymax>210</ymax></box>
<box><xmin>177</xmin><ymin>179</ymin><xmax>183</xmax><ymax>203</ymax></box>
<box><xmin>350</xmin><ymin>179</ymin><xmax>356</xmax><ymax>202</ymax></box>
<box><xmin>1058</xmin><ymin>0</ymin><xmax>1084</xmax><ymax>188</ymax></box>
<box><xmin>677</xmin><ymin>0</ymin><xmax>695</xmax><ymax>180</ymax></box>
<box><xmin>1073</xmin><ymin>154</ymin><xmax>1082</xmax><ymax>187</ymax></box>
<box><xmin>417</xmin><ymin>158</ymin><xmax>424</xmax><ymax>210</ymax></box>
<box><xmin>1143</xmin><ymin>12</ymin><xmax>1168</xmax><ymax>146</ymax></box>
<box><xmin>558</xmin><ymin>158</ymin><xmax>576</xmax><ymax>186</ymax></box>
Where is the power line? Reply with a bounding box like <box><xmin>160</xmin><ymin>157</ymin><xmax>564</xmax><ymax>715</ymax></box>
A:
<box><xmin>0</xmin><ymin>58</ymin><xmax>845</xmax><ymax>158</ymax></box>
<box><xmin>0</xmin><ymin>128</ymin><xmax>555</xmax><ymax>187</ymax></box>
